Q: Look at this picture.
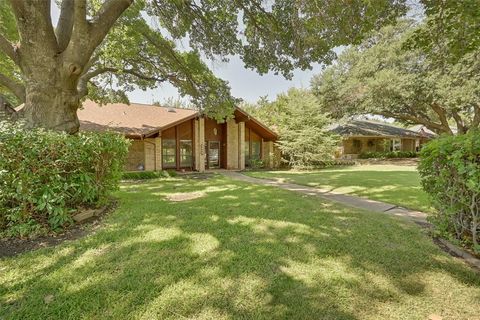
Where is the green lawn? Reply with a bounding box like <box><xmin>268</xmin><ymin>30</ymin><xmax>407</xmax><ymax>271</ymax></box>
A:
<box><xmin>246</xmin><ymin>165</ymin><xmax>432</xmax><ymax>212</ymax></box>
<box><xmin>1</xmin><ymin>175</ymin><xmax>479</xmax><ymax>319</ymax></box>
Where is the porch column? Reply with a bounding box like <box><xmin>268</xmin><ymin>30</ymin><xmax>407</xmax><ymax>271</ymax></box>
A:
<box><xmin>238</xmin><ymin>122</ymin><xmax>245</xmax><ymax>170</ymax></box>
<box><xmin>264</xmin><ymin>141</ymin><xmax>274</xmax><ymax>168</ymax></box>
<box><xmin>194</xmin><ymin>118</ymin><xmax>205</xmax><ymax>172</ymax></box>
<box><xmin>154</xmin><ymin>137</ymin><xmax>162</xmax><ymax>171</ymax></box>
<box><xmin>226</xmin><ymin>119</ymin><xmax>239</xmax><ymax>169</ymax></box>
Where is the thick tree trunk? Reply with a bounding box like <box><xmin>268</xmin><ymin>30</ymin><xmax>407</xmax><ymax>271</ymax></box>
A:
<box><xmin>5</xmin><ymin>0</ymin><xmax>133</xmax><ymax>134</ymax></box>
<box><xmin>23</xmin><ymin>81</ymin><xmax>81</xmax><ymax>134</ymax></box>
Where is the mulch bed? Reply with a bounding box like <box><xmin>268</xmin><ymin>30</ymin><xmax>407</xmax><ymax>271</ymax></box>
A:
<box><xmin>0</xmin><ymin>201</ymin><xmax>117</xmax><ymax>258</ymax></box>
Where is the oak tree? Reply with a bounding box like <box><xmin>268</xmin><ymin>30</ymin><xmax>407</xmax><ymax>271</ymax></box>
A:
<box><xmin>312</xmin><ymin>21</ymin><xmax>480</xmax><ymax>135</ymax></box>
<box><xmin>0</xmin><ymin>0</ymin><xmax>406</xmax><ymax>133</ymax></box>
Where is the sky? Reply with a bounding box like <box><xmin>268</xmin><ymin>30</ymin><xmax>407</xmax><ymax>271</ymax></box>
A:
<box><xmin>50</xmin><ymin>4</ymin><xmax>325</xmax><ymax>105</ymax></box>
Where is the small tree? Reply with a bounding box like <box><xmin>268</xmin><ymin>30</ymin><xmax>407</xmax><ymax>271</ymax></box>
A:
<box><xmin>248</xmin><ymin>88</ymin><xmax>339</xmax><ymax>169</ymax></box>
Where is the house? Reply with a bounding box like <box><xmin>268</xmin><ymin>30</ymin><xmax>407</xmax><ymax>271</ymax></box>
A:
<box><xmin>78</xmin><ymin>100</ymin><xmax>279</xmax><ymax>172</ymax></box>
<box><xmin>329</xmin><ymin>120</ymin><xmax>436</xmax><ymax>159</ymax></box>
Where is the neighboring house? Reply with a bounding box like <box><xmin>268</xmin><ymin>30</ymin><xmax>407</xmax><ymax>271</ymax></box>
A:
<box><xmin>329</xmin><ymin>120</ymin><xmax>436</xmax><ymax>159</ymax></box>
<box><xmin>78</xmin><ymin>100</ymin><xmax>278</xmax><ymax>172</ymax></box>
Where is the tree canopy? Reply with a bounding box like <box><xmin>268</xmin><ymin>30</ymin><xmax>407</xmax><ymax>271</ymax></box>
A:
<box><xmin>311</xmin><ymin>20</ymin><xmax>480</xmax><ymax>135</ymax></box>
<box><xmin>0</xmin><ymin>0</ymin><xmax>407</xmax><ymax>133</ymax></box>
<box><xmin>243</xmin><ymin>88</ymin><xmax>339</xmax><ymax>168</ymax></box>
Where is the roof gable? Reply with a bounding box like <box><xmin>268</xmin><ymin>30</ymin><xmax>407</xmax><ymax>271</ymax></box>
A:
<box><xmin>78</xmin><ymin>100</ymin><xmax>198</xmax><ymax>137</ymax></box>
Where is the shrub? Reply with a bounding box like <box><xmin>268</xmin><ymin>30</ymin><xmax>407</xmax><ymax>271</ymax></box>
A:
<box><xmin>0</xmin><ymin>121</ymin><xmax>129</xmax><ymax>237</ymax></box>
<box><xmin>418</xmin><ymin>131</ymin><xmax>480</xmax><ymax>253</ymax></box>
<box><xmin>358</xmin><ymin>151</ymin><xmax>418</xmax><ymax>159</ymax></box>
<box><xmin>122</xmin><ymin>170</ymin><xmax>176</xmax><ymax>180</ymax></box>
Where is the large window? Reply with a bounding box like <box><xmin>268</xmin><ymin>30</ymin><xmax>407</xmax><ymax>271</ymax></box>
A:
<box><xmin>390</xmin><ymin>139</ymin><xmax>401</xmax><ymax>151</ymax></box>
<box><xmin>244</xmin><ymin>141</ymin><xmax>250</xmax><ymax>166</ymax></box>
<box><xmin>251</xmin><ymin>141</ymin><xmax>261</xmax><ymax>160</ymax></box>
<box><xmin>180</xmin><ymin>140</ymin><xmax>193</xmax><ymax>167</ymax></box>
<box><xmin>162</xmin><ymin>139</ymin><xmax>176</xmax><ymax>168</ymax></box>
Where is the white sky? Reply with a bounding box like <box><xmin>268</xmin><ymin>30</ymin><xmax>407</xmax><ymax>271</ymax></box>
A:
<box><xmin>50</xmin><ymin>4</ymin><xmax>325</xmax><ymax>105</ymax></box>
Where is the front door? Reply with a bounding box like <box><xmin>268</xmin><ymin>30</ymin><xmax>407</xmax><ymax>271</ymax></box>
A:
<box><xmin>206</xmin><ymin>141</ymin><xmax>220</xmax><ymax>168</ymax></box>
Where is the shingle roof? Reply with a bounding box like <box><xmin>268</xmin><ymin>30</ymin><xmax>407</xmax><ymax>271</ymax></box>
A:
<box><xmin>78</xmin><ymin>100</ymin><xmax>198</xmax><ymax>138</ymax></box>
<box><xmin>329</xmin><ymin>120</ymin><xmax>423</xmax><ymax>138</ymax></box>
<box><xmin>408</xmin><ymin>125</ymin><xmax>438</xmax><ymax>138</ymax></box>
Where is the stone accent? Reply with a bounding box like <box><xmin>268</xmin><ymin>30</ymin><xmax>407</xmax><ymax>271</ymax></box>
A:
<box><xmin>194</xmin><ymin>118</ymin><xmax>205</xmax><ymax>172</ymax></box>
<box><xmin>226</xmin><ymin>119</ymin><xmax>239</xmax><ymax>169</ymax></box>
<box><xmin>238</xmin><ymin>122</ymin><xmax>245</xmax><ymax>170</ymax></box>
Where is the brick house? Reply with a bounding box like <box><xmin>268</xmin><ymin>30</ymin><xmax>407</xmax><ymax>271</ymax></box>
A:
<box><xmin>329</xmin><ymin>120</ymin><xmax>435</xmax><ymax>159</ymax></box>
<box><xmin>78</xmin><ymin>100</ymin><xmax>279</xmax><ymax>172</ymax></box>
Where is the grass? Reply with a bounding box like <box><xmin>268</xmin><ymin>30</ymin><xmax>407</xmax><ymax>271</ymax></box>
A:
<box><xmin>245</xmin><ymin>165</ymin><xmax>432</xmax><ymax>212</ymax></box>
<box><xmin>1</xmin><ymin>175</ymin><xmax>479</xmax><ymax>319</ymax></box>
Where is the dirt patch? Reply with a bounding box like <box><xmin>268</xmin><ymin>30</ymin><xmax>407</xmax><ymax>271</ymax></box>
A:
<box><xmin>0</xmin><ymin>201</ymin><xmax>116</xmax><ymax>258</ymax></box>
<box><xmin>166</xmin><ymin>192</ymin><xmax>205</xmax><ymax>202</ymax></box>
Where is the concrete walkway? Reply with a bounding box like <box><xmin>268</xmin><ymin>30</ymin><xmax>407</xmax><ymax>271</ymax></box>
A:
<box><xmin>221</xmin><ymin>171</ymin><xmax>428</xmax><ymax>225</ymax></box>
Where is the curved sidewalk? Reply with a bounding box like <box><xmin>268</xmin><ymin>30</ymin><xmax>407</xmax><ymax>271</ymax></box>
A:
<box><xmin>221</xmin><ymin>171</ymin><xmax>428</xmax><ymax>224</ymax></box>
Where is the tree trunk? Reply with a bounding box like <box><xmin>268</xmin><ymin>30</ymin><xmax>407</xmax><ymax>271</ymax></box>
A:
<box><xmin>23</xmin><ymin>83</ymin><xmax>80</xmax><ymax>134</ymax></box>
<box><xmin>22</xmin><ymin>61</ymin><xmax>82</xmax><ymax>134</ymax></box>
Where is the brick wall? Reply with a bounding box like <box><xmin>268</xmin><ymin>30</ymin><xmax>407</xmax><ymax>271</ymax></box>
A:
<box><xmin>125</xmin><ymin>140</ymin><xmax>145</xmax><ymax>171</ymax></box>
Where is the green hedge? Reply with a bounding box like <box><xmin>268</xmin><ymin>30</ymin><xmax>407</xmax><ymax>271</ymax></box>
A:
<box><xmin>358</xmin><ymin>151</ymin><xmax>418</xmax><ymax>159</ymax></box>
<box><xmin>122</xmin><ymin>170</ymin><xmax>177</xmax><ymax>180</ymax></box>
<box><xmin>0</xmin><ymin>121</ymin><xmax>129</xmax><ymax>237</ymax></box>
<box><xmin>419</xmin><ymin>131</ymin><xmax>480</xmax><ymax>253</ymax></box>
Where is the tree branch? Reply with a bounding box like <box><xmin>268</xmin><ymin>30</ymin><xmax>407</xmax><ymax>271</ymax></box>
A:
<box><xmin>0</xmin><ymin>72</ymin><xmax>25</xmax><ymax>102</ymax></box>
<box><xmin>55</xmin><ymin>0</ymin><xmax>75</xmax><ymax>52</ymax></box>
<box><xmin>87</xmin><ymin>0</ymin><xmax>133</xmax><ymax>55</ymax></box>
<box><xmin>77</xmin><ymin>66</ymin><xmax>171</xmax><ymax>97</ymax></box>
<box><xmin>8</xmin><ymin>0</ymin><xmax>58</xmax><ymax>56</ymax></box>
<box><xmin>0</xmin><ymin>33</ymin><xmax>17</xmax><ymax>64</ymax></box>
<box><xmin>431</xmin><ymin>103</ymin><xmax>454</xmax><ymax>134</ymax></box>
<box><xmin>451</xmin><ymin>110</ymin><xmax>466</xmax><ymax>134</ymax></box>
<box><xmin>470</xmin><ymin>104</ymin><xmax>480</xmax><ymax>131</ymax></box>
<box><xmin>382</xmin><ymin>110</ymin><xmax>450</xmax><ymax>134</ymax></box>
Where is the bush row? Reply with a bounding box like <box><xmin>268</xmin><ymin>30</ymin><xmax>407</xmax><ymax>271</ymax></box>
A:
<box><xmin>122</xmin><ymin>170</ymin><xmax>177</xmax><ymax>180</ymax></box>
<box><xmin>0</xmin><ymin>121</ymin><xmax>129</xmax><ymax>237</ymax></box>
<box><xmin>419</xmin><ymin>131</ymin><xmax>480</xmax><ymax>253</ymax></box>
<box><xmin>358</xmin><ymin>151</ymin><xmax>418</xmax><ymax>159</ymax></box>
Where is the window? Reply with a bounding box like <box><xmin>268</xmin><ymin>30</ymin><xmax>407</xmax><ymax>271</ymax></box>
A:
<box><xmin>162</xmin><ymin>139</ymin><xmax>176</xmax><ymax>168</ymax></box>
<box><xmin>390</xmin><ymin>139</ymin><xmax>401</xmax><ymax>151</ymax></box>
<box><xmin>244</xmin><ymin>141</ymin><xmax>250</xmax><ymax>166</ymax></box>
<box><xmin>251</xmin><ymin>141</ymin><xmax>261</xmax><ymax>160</ymax></box>
<box><xmin>180</xmin><ymin>140</ymin><xmax>193</xmax><ymax>167</ymax></box>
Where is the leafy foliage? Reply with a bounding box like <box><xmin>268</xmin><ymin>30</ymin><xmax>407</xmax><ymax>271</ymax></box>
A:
<box><xmin>408</xmin><ymin>1</ymin><xmax>480</xmax><ymax>64</ymax></box>
<box><xmin>358</xmin><ymin>151</ymin><xmax>418</xmax><ymax>159</ymax></box>
<box><xmin>418</xmin><ymin>131</ymin><xmax>480</xmax><ymax>252</ymax></box>
<box><xmin>0</xmin><ymin>121</ymin><xmax>129</xmax><ymax>237</ymax></box>
<box><xmin>245</xmin><ymin>88</ymin><xmax>339</xmax><ymax>169</ymax></box>
<box><xmin>312</xmin><ymin>20</ymin><xmax>480</xmax><ymax>134</ymax></box>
